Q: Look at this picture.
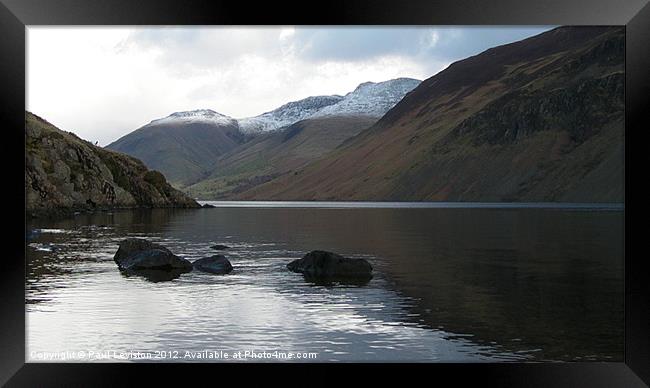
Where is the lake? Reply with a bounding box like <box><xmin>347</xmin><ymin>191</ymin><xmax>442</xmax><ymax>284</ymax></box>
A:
<box><xmin>26</xmin><ymin>202</ymin><xmax>624</xmax><ymax>362</ymax></box>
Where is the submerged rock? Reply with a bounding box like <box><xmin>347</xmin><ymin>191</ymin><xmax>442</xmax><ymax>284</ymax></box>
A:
<box><xmin>202</xmin><ymin>204</ymin><xmax>216</xmax><ymax>208</ymax></box>
<box><xmin>120</xmin><ymin>268</ymin><xmax>187</xmax><ymax>283</ymax></box>
<box><xmin>210</xmin><ymin>244</ymin><xmax>230</xmax><ymax>250</ymax></box>
<box><xmin>287</xmin><ymin>250</ymin><xmax>373</xmax><ymax>281</ymax></box>
<box><xmin>113</xmin><ymin>238</ymin><xmax>192</xmax><ymax>272</ymax></box>
<box><xmin>193</xmin><ymin>255</ymin><xmax>233</xmax><ymax>274</ymax></box>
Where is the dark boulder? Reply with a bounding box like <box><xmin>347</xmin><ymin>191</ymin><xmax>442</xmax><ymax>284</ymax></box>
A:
<box><xmin>113</xmin><ymin>238</ymin><xmax>192</xmax><ymax>272</ymax></box>
<box><xmin>120</xmin><ymin>268</ymin><xmax>187</xmax><ymax>283</ymax></box>
<box><xmin>210</xmin><ymin>244</ymin><xmax>230</xmax><ymax>250</ymax></box>
<box><xmin>202</xmin><ymin>203</ymin><xmax>216</xmax><ymax>208</ymax></box>
<box><xmin>287</xmin><ymin>250</ymin><xmax>373</xmax><ymax>282</ymax></box>
<box><xmin>193</xmin><ymin>255</ymin><xmax>233</xmax><ymax>274</ymax></box>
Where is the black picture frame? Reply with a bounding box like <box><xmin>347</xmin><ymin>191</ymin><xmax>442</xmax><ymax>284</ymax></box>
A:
<box><xmin>1</xmin><ymin>0</ymin><xmax>647</xmax><ymax>386</ymax></box>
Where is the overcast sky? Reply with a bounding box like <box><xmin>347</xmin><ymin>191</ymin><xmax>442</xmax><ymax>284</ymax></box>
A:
<box><xmin>27</xmin><ymin>26</ymin><xmax>552</xmax><ymax>145</ymax></box>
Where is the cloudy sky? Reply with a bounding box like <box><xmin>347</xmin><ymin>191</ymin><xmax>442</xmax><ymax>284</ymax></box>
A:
<box><xmin>27</xmin><ymin>26</ymin><xmax>551</xmax><ymax>145</ymax></box>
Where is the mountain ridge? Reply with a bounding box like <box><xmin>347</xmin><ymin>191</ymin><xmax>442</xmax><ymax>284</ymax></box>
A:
<box><xmin>106</xmin><ymin>77</ymin><xmax>421</xmax><ymax>187</ymax></box>
<box><xmin>238</xmin><ymin>77</ymin><xmax>420</xmax><ymax>134</ymax></box>
<box><xmin>227</xmin><ymin>26</ymin><xmax>624</xmax><ymax>202</ymax></box>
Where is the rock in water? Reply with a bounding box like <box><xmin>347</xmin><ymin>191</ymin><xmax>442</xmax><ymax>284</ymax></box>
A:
<box><xmin>193</xmin><ymin>255</ymin><xmax>233</xmax><ymax>274</ymax></box>
<box><xmin>120</xmin><ymin>268</ymin><xmax>187</xmax><ymax>283</ymax></box>
<box><xmin>210</xmin><ymin>244</ymin><xmax>230</xmax><ymax>250</ymax></box>
<box><xmin>113</xmin><ymin>238</ymin><xmax>192</xmax><ymax>272</ymax></box>
<box><xmin>287</xmin><ymin>250</ymin><xmax>372</xmax><ymax>281</ymax></box>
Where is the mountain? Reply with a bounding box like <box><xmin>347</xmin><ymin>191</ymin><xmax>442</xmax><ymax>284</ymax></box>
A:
<box><xmin>238</xmin><ymin>78</ymin><xmax>421</xmax><ymax>134</ymax></box>
<box><xmin>106</xmin><ymin>78</ymin><xmax>421</xmax><ymax>190</ymax></box>
<box><xmin>25</xmin><ymin>112</ymin><xmax>199</xmax><ymax>218</ymax></box>
<box><xmin>227</xmin><ymin>26</ymin><xmax>624</xmax><ymax>202</ymax></box>
<box><xmin>182</xmin><ymin>78</ymin><xmax>421</xmax><ymax>198</ymax></box>
<box><xmin>185</xmin><ymin>115</ymin><xmax>377</xmax><ymax>199</ymax></box>
<box><xmin>106</xmin><ymin>109</ymin><xmax>244</xmax><ymax>187</ymax></box>
<box><xmin>312</xmin><ymin>78</ymin><xmax>422</xmax><ymax>118</ymax></box>
<box><xmin>238</xmin><ymin>95</ymin><xmax>343</xmax><ymax>134</ymax></box>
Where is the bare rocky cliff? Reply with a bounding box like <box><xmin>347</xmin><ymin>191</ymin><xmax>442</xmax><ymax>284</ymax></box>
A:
<box><xmin>26</xmin><ymin>112</ymin><xmax>200</xmax><ymax>217</ymax></box>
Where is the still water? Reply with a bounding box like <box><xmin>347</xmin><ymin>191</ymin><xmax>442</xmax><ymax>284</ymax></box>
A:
<box><xmin>26</xmin><ymin>203</ymin><xmax>623</xmax><ymax>362</ymax></box>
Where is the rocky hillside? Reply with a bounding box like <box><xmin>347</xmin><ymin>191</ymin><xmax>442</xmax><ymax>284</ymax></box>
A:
<box><xmin>26</xmin><ymin>112</ymin><xmax>199</xmax><ymax>218</ymax></box>
<box><xmin>234</xmin><ymin>26</ymin><xmax>624</xmax><ymax>202</ymax></box>
<box><xmin>106</xmin><ymin>109</ymin><xmax>245</xmax><ymax>187</ymax></box>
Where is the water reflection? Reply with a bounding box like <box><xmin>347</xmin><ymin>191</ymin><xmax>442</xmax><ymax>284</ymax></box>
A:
<box><xmin>26</xmin><ymin>205</ymin><xmax>623</xmax><ymax>361</ymax></box>
<box><xmin>120</xmin><ymin>268</ymin><xmax>187</xmax><ymax>283</ymax></box>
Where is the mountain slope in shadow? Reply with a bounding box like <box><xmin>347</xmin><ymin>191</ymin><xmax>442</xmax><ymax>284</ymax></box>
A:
<box><xmin>235</xmin><ymin>26</ymin><xmax>624</xmax><ymax>202</ymax></box>
<box><xmin>185</xmin><ymin>115</ymin><xmax>377</xmax><ymax>199</ymax></box>
<box><xmin>106</xmin><ymin>109</ymin><xmax>244</xmax><ymax>187</ymax></box>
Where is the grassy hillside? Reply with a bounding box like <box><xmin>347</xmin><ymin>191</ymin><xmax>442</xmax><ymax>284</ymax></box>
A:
<box><xmin>106</xmin><ymin>120</ymin><xmax>244</xmax><ymax>187</ymax></box>
<box><xmin>232</xmin><ymin>26</ymin><xmax>624</xmax><ymax>202</ymax></box>
<box><xmin>185</xmin><ymin>115</ymin><xmax>377</xmax><ymax>199</ymax></box>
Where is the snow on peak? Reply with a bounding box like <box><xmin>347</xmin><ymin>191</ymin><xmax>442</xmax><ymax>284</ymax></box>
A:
<box><xmin>238</xmin><ymin>78</ymin><xmax>420</xmax><ymax>134</ymax></box>
<box><xmin>149</xmin><ymin>109</ymin><xmax>237</xmax><ymax>127</ymax></box>
<box><xmin>238</xmin><ymin>95</ymin><xmax>343</xmax><ymax>134</ymax></box>
<box><xmin>313</xmin><ymin>78</ymin><xmax>421</xmax><ymax>118</ymax></box>
<box><xmin>144</xmin><ymin>78</ymin><xmax>421</xmax><ymax>134</ymax></box>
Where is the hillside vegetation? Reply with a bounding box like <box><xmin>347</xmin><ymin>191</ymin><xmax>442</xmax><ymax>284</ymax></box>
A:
<box><xmin>235</xmin><ymin>26</ymin><xmax>624</xmax><ymax>202</ymax></box>
<box><xmin>26</xmin><ymin>112</ymin><xmax>199</xmax><ymax>217</ymax></box>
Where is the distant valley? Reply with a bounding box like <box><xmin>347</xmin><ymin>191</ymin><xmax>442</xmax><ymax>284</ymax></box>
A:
<box><xmin>106</xmin><ymin>78</ymin><xmax>420</xmax><ymax>188</ymax></box>
<box><xmin>106</xmin><ymin>26</ymin><xmax>624</xmax><ymax>202</ymax></box>
<box><xmin>184</xmin><ymin>115</ymin><xmax>378</xmax><ymax>199</ymax></box>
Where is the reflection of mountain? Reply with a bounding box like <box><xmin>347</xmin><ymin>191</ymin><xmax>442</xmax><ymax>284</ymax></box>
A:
<box><xmin>164</xmin><ymin>206</ymin><xmax>622</xmax><ymax>361</ymax></box>
<box><xmin>238</xmin><ymin>26</ymin><xmax>624</xmax><ymax>202</ymax></box>
<box><xmin>362</xmin><ymin>208</ymin><xmax>624</xmax><ymax>361</ymax></box>
<box><xmin>27</xmin><ymin>206</ymin><xmax>622</xmax><ymax>360</ymax></box>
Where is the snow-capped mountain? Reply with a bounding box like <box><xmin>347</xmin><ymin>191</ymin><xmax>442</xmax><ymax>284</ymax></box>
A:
<box><xmin>238</xmin><ymin>95</ymin><xmax>343</xmax><ymax>134</ymax></box>
<box><xmin>313</xmin><ymin>78</ymin><xmax>421</xmax><ymax>118</ymax></box>
<box><xmin>107</xmin><ymin>109</ymin><xmax>243</xmax><ymax>186</ymax></box>
<box><xmin>133</xmin><ymin>78</ymin><xmax>420</xmax><ymax>135</ymax></box>
<box><xmin>237</xmin><ymin>77</ymin><xmax>421</xmax><ymax>134</ymax></box>
<box><xmin>107</xmin><ymin>77</ymin><xmax>421</xmax><ymax>185</ymax></box>
<box><xmin>148</xmin><ymin>109</ymin><xmax>238</xmax><ymax>127</ymax></box>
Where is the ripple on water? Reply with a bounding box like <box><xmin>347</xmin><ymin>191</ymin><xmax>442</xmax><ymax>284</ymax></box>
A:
<box><xmin>26</xmin><ymin>221</ymin><xmax>538</xmax><ymax>362</ymax></box>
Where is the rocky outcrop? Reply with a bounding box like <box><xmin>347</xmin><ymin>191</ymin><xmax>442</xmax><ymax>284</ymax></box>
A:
<box><xmin>287</xmin><ymin>250</ymin><xmax>373</xmax><ymax>281</ymax></box>
<box><xmin>193</xmin><ymin>255</ymin><xmax>233</xmax><ymax>274</ymax></box>
<box><xmin>26</xmin><ymin>112</ymin><xmax>200</xmax><ymax>217</ymax></box>
<box><xmin>113</xmin><ymin>238</ymin><xmax>193</xmax><ymax>272</ymax></box>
